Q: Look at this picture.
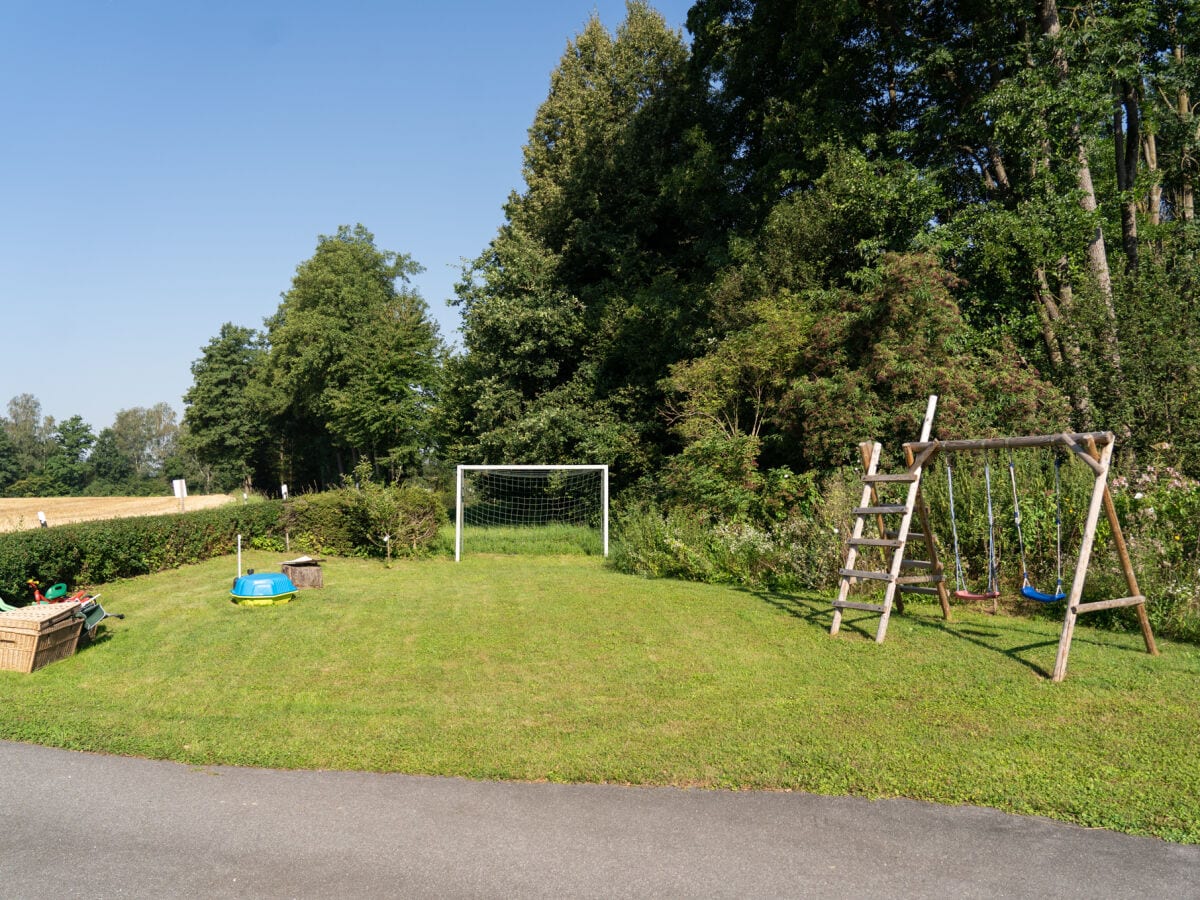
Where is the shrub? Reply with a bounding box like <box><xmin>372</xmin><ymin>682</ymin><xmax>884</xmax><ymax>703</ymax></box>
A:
<box><xmin>1105</xmin><ymin>467</ymin><xmax>1200</xmax><ymax>642</ymax></box>
<box><xmin>280</xmin><ymin>465</ymin><xmax>445</xmax><ymax>561</ymax></box>
<box><xmin>611</xmin><ymin>470</ymin><xmax>854</xmax><ymax>591</ymax></box>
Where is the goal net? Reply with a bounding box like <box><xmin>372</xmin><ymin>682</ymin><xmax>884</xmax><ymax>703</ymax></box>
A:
<box><xmin>455</xmin><ymin>465</ymin><xmax>609</xmax><ymax>561</ymax></box>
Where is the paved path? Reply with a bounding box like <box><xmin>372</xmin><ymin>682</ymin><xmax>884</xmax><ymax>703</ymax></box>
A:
<box><xmin>1</xmin><ymin>740</ymin><xmax>1196</xmax><ymax>898</ymax></box>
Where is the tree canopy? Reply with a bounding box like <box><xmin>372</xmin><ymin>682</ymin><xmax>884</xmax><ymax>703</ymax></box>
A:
<box><xmin>172</xmin><ymin>0</ymin><xmax>1199</xmax><ymax>503</ymax></box>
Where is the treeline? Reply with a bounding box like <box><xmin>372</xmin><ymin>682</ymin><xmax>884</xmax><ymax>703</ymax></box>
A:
<box><xmin>185</xmin><ymin>1</ymin><xmax>1199</xmax><ymax>498</ymax></box>
<box><xmin>0</xmin><ymin>396</ymin><xmax>183</xmax><ymax>497</ymax></box>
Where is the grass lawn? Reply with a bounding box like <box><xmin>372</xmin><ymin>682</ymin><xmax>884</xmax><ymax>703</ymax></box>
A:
<box><xmin>2</xmin><ymin>550</ymin><xmax>1198</xmax><ymax>843</ymax></box>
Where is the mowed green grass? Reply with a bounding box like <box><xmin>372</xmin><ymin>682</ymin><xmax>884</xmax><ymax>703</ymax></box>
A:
<box><xmin>2</xmin><ymin>551</ymin><xmax>1198</xmax><ymax>843</ymax></box>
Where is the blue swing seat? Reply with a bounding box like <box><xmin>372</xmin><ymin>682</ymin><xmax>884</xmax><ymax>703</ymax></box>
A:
<box><xmin>1020</xmin><ymin>582</ymin><xmax>1066</xmax><ymax>603</ymax></box>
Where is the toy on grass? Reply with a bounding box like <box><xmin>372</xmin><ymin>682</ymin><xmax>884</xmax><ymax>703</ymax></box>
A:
<box><xmin>230</xmin><ymin>570</ymin><xmax>298</xmax><ymax>606</ymax></box>
<box><xmin>22</xmin><ymin>579</ymin><xmax>123</xmax><ymax>643</ymax></box>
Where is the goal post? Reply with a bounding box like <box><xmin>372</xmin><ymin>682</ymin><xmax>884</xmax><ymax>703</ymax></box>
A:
<box><xmin>454</xmin><ymin>464</ymin><xmax>609</xmax><ymax>561</ymax></box>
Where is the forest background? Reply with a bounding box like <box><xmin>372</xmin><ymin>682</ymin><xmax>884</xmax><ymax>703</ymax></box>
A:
<box><xmin>1</xmin><ymin>2</ymin><xmax>1196</xmax><ymax>601</ymax></box>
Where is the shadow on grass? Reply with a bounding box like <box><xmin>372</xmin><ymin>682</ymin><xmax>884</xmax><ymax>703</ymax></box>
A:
<box><xmin>738</xmin><ymin>585</ymin><xmax>1156</xmax><ymax>678</ymax></box>
<box><xmin>742</xmin><ymin>585</ymin><xmax>1058</xmax><ymax>675</ymax></box>
<box><xmin>743</xmin><ymin>588</ymin><xmax>831</xmax><ymax>626</ymax></box>
<box><xmin>73</xmin><ymin>627</ymin><xmax>117</xmax><ymax>655</ymax></box>
<box><xmin>908</xmin><ymin>614</ymin><xmax>1057</xmax><ymax>678</ymax></box>
<box><xmin>741</xmin><ymin>588</ymin><xmax>889</xmax><ymax>641</ymax></box>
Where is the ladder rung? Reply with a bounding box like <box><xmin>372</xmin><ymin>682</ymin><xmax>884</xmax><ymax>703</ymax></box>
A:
<box><xmin>832</xmin><ymin>600</ymin><xmax>887</xmax><ymax>613</ymax></box>
<box><xmin>901</xmin><ymin>559</ymin><xmax>933</xmax><ymax>569</ymax></box>
<box><xmin>898</xmin><ymin>585</ymin><xmax>940</xmax><ymax>596</ymax></box>
<box><xmin>887</xmin><ymin>531</ymin><xmax>925</xmax><ymax>541</ymax></box>
<box><xmin>848</xmin><ymin>538</ymin><xmax>903</xmax><ymax>548</ymax></box>
<box><xmin>839</xmin><ymin>569</ymin><xmax>893</xmax><ymax>582</ymax></box>
<box><xmin>854</xmin><ymin>505</ymin><xmax>907</xmax><ymax>515</ymax></box>
<box><xmin>896</xmin><ymin>574</ymin><xmax>939</xmax><ymax>584</ymax></box>
<box><xmin>863</xmin><ymin>473</ymin><xmax>919</xmax><ymax>483</ymax></box>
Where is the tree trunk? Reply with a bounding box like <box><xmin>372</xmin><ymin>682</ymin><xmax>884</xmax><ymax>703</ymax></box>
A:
<box><xmin>1034</xmin><ymin>265</ymin><xmax>1092</xmax><ymax>427</ymax></box>
<box><xmin>1038</xmin><ymin>0</ymin><xmax>1124</xmax><ymax>390</ymax></box>
<box><xmin>1176</xmin><ymin>42</ymin><xmax>1195</xmax><ymax>221</ymax></box>
<box><xmin>1114</xmin><ymin>81</ymin><xmax>1140</xmax><ymax>271</ymax></box>
<box><xmin>1143</xmin><ymin>131</ymin><xmax>1162</xmax><ymax>227</ymax></box>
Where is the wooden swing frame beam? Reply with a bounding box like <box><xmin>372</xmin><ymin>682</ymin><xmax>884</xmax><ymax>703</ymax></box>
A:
<box><xmin>904</xmin><ymin>431</ymin><xmax>1158</xmax><ymax>682</ymax></box>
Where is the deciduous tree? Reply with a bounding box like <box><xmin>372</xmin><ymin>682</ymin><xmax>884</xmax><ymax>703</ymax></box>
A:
<box><xmin>182</xmin><ymin>323</ymin><xmax>269</xmax><ymax>492</ymax></box>
<box><xmin>263</xmin><ymin>224</ymin><xmax>442</xmax><ymax>486</ymax></box>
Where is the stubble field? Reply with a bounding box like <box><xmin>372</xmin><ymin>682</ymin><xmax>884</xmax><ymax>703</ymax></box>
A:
<box><xmin>0</xmin><ymin>495</ymin><xmax>235</xmax><ymax>532</ymax></box>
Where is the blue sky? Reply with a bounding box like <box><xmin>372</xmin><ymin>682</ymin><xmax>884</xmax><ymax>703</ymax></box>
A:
<box><xmin>0</xmin><ymin>0</ymin><xmax>694</xmax><ymax>434</ymax></box>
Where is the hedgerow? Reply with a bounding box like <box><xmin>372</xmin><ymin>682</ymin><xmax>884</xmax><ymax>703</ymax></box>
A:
<box><xmin>0</xmin><ymin>502</ymin><xmax>285</xmax><ymax>600</ymax></box>
<box><xmin>0</xmin><ymin>479</ymin><xmax>447</xmax><ymax>601</ymax></box>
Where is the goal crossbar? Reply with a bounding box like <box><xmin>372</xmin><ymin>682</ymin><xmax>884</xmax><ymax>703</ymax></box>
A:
<box><xmin>454</xmin><ymin>464</ymin><xmax>609</xmax><ymax>561</ymax></box>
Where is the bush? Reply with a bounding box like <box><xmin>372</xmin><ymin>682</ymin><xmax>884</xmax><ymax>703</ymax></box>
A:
<box><xmin>0</xmin><ymin>502</ymin><xmax>284</xmax><ymax>601</ymax></box>
<box><xmin>611</xmin><ymin>470</ymin><xmax>854</xmax><ymax>591</ymax></box>
<box><xmin>280</xmin><ymin>466</ymin><xmax>445</xmax><ymax>561</ymax></box>
<box><xmin>1105</xmin><ymin>467</ymin><xmax>1200</xmax><ymax>643</ymax></box>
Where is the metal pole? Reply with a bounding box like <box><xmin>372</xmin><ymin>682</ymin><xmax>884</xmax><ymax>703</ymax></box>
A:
<box><xmin>601</xmin><ymin>465</ymin><xmax>609</xmax><ymax>557</ymax></box>
<box><xmin>454</xmin><ymin>466</ymin><xmax>463</xmax><ymax>562</ymax></box>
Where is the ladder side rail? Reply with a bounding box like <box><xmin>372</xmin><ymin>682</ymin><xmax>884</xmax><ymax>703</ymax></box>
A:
<box><xmin>874</xmin><ymin>396</ymin><xmax>939</xmax><ymax>642</ymax></box>
<box><xmin>832</xmin><ymin>442</ymin><xmax>883</xmax><ymax>636</ymax></box>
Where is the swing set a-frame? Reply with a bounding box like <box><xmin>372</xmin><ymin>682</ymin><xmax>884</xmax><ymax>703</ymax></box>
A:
<box><xmin>830</xmin><ymin>395</ymin><xmax>1159</xmax><ymax>682</ymax></box>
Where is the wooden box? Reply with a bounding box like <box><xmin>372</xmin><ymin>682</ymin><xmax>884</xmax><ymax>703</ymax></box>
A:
<box><xmin>0</xmin><ymin>602</ymin><xmax>83</xmax><ymax>673</ymax></box>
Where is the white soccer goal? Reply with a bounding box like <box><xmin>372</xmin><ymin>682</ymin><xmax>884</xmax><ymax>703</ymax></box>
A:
<box><xmin>454</xmin><ymin>465</ymin><xmax>609</xmax><ymax>561</ymax></box>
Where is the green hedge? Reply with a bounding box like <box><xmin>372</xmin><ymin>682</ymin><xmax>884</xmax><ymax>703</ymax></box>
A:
<box><xmin>0</xmin><ymin>502</ymin><xmax>284</xmax><ymax>601</ymax></box>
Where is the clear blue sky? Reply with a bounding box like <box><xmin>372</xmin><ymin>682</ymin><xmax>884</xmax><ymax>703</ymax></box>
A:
<box><xmin>0</xmin><ymin>0</ymin><xmax>694</xmax><ymax>434</ymax></box>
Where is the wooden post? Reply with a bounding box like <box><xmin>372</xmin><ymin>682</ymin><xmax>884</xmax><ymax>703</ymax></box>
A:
<box><xmin>1051</xmin><ymin>440</ymin><xmax>1114</xmax><ymax>682</ymax></box>
<box><xmin>907</xmin><ymin>443</ymin><xmax>951</xmax><ymax>621</ymax></box>
<box><xmin>875</xmin><ymin>395</ymin><xmax>940</xmax><ymax>643</ymax></box>
<box><xmin>1086</xmin><ymin>437</ymin><xmax>1159</xmax><ymax>657</ymax></box>
<box><xmin>860</xmin><ymin>442</ymin><xmax>902</xmax><ymax>616</ymax></box>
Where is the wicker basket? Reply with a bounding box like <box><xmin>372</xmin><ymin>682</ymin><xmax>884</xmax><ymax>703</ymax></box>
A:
<box><xmin>0</xmin><ymin>603</ymin><xmax>84</xmax><ymax>673</ymax></box>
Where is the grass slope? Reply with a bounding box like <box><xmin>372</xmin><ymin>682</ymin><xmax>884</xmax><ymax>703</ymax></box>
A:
<box><xmin>3</xmin><ymin>551</ymin><xmax>1198</xmax><ymax>843</ymax></box>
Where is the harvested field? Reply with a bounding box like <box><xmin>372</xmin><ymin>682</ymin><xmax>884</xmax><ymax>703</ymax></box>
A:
<box><xmin>0</xmin><ymin>495</ymin><xmax>236</xmax><ymax>533</ymax></box>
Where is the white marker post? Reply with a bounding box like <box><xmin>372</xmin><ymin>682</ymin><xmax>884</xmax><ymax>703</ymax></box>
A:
<box><xmin>172</xmin><ymin>478</ymin><xmax>188</xmax><ymax>512</ymax></box>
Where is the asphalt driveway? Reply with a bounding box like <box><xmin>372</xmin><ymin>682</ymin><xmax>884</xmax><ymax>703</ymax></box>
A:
<box><xmin>1</xmin><ymin>740</ymin><xmax>1196</xmax><ymax>898</ymax></box>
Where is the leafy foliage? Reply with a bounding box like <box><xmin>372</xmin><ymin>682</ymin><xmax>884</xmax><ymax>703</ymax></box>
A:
<box><xmin>181</xmin><ymin>323</ymin><xmax>270</xmax><ymax>492</ymax></box>
<box><xmin>280</xmin><ymin>465</ymin><xmax>445</xmax><ymax>560</ymax></box>
<box><xmin>445</xmin><ymin>2</ymin><xmax>722</xmax><ymax>476</ymax></box>
<box><xmin>262</xmin><ymin>224</ymin><xmax>443</xmax><ymax>488</ymax></box>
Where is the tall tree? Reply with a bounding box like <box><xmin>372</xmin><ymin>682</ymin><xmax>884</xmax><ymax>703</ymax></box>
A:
<box><xmin>263</xmin><ymin>224</ymin><xmax>441</xmax><ymax>487</ymax></box>
<box><xmin>89</xmin><ymin>427</ymin><xmax>136</xmax><ymax>486</ymax></box>
<box><xmin>43</xmin><ymin>415</ymin><xmax>96</xmax><ymax>493</ymax></box>
<box><xmin>111</xmin><ymin>404</ymin><xmax>179</xmax><ymax>479</ymax></box>
<box><xmin>450</xmin><ymin>1</ymin><xmax>721</xmax><ymax>473</ymax></box>
<box><xmin>0</xmin><ymin>425</ymin><xmax>20</xmax><ymax>492</ymax></box>
<box><xmin>182</xmin><ymin>323</ymin><xmax>269</xmax><ymax>492</ymax></box>
<box><xmin>4</xmin><ymin>393</ymin><xmax>54</xmax><ymax>479</ymax></box>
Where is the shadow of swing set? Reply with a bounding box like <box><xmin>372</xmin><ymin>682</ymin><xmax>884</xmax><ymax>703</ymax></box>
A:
<box><xmin>830</xmin><ymin>395</ymin><xmax>1159</xmax><ymax>682</ymax></box>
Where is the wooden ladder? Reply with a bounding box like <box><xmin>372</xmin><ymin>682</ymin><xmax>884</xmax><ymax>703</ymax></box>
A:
<box><xmin>830</xmin><ymin>396</ymin><xmax>951</xmax><ymax>642</ymax></box>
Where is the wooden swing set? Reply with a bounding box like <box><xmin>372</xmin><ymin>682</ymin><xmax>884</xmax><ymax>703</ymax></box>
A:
<box><xmin>830</xmin><ymin>395</ymin><xmax>1159</xmax><ymax>682</ymax></box>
